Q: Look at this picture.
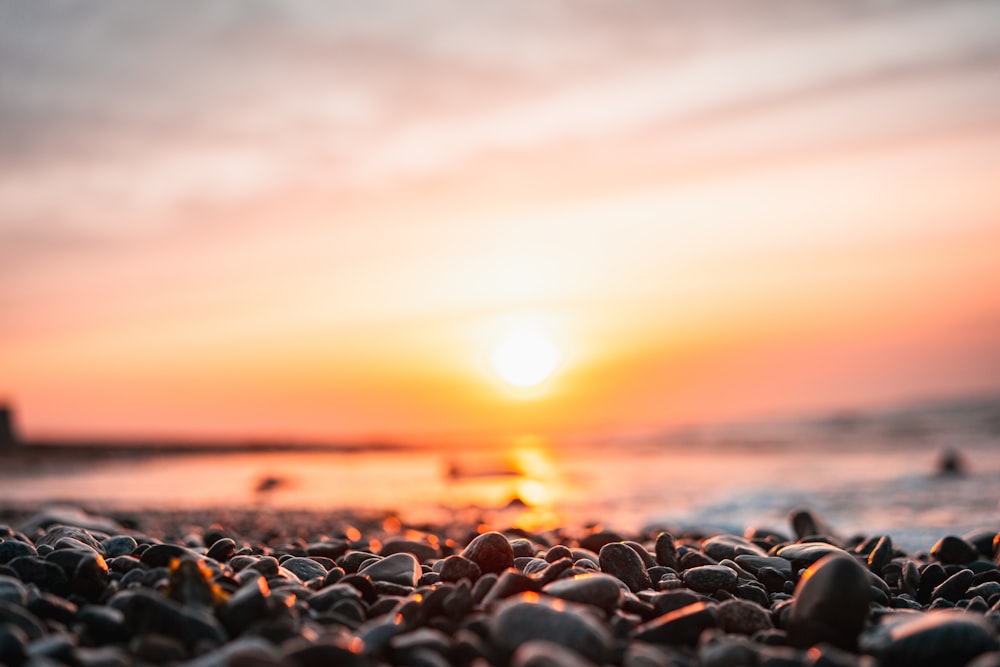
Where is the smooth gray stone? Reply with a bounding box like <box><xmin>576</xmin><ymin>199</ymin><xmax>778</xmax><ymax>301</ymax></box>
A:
<box><xmin>490</xmin><ymin>593</ymin><xmax>612</xmax><ymax>663</ymax></box>
<box><xmin>543</xmin><ymin>573</ymin><xmax>624</xmax><ymax>612</ymax></box>
<box><xmin>281</xmin><ymin>557</ymin><xmax>327</xmax><ymax>582</ymax></box>
<box><xmin>359</xmin><ymin>552</ymin><xmax>420</xmax><ymax>587</ymax></box>
<box><xmin>931</xmin><ymin>568</ymin><xmax>974</xmax><ymax>603</ymax></box>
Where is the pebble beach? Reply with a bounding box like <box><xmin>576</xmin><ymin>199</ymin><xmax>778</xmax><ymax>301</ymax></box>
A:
<box><xmin>1</xmin><ymin>504</ymin><xmax>998</xmax><ymax>666</ymax></box>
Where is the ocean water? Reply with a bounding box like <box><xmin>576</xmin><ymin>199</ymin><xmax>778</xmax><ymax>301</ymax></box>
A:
<box><xmin>2</xmin><ymin>398</ymin><xmax>998</xmax><ymax>552</ymax></box>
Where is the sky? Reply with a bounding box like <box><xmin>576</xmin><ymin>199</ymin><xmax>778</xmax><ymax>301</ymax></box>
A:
<box><xmin>2</xmin><ymin>0</ymin><xmax>1000</xmax><ymax>442</ymax></box>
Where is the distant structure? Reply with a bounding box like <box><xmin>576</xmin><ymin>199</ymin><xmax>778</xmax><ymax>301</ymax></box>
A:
<box><xmin>0</xmin><ymin>404</ymin><xmax>18</xmax><ymax>447</ymax></box>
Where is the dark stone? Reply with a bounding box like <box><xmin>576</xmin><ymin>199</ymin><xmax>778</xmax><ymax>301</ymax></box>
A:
<box><xmin>787</xmin><ymin>554</ymin><xmax>870</xmax><ymax>651</ymax></box>
<box><xmin>140</xmin><ymin>543</ymin><xmax>200</xmax><ymax>568</ymax></box>
<box><xmin>36</xmin><ymin>525</ymin><xmax>104</xmax><ymax>553</ymax></box>
<box><xmin>735</xmin><ymin>555</ymin><xmax>793</xmax><ymax>579</ymax></box>
<box><xmin>532</xmin><ymin>557</ymin><xmax>573</xmax><ymax>586</ymax></box>
<box><xmin>490</xmin><ymin>593</ymin><xmax>613</xmax><ymax>662</ymax></box>
<box><xmin>511</xmin><ymin>639</ymin><xmax>598</xmax><ymax>667</ymax></box>
<box><xmin>439</xmin><ymin>555</ymin><xmax>481</xmax><ymax>583</ymax></box>
<box><xmin>305</xmin><ymin>539</ymin><xmax>350</xmax><ymax>560</ymax></box>
<box><xmin>681</xmin><ymin>565</ymin><xmax>738</xmax><ymax>595</ymax></box>
<box><xmin>654</xmin><ymin>533</ymin><xmax>678</xmax><ymax>569</ymax></box>
<box><xmin>632</xmin><ymin>601</ymin><xmax>717</xmax><ymax>646</ymax></box>
<box><xmin>482</xmin><ymin>570</ymin><xmax>541</xmax><ymax>606</ymax></box>
<box><xmin>867</xmin><ymin>535</ymin><xmax>893</xmax><ymax>575</ymax></box>
<box><xmin>964</xmin><ymin>530</ymin><xmax>999</xmax><ymax>560</ymax></box>
<box><xmin>580</xmin><ymin>530</ymin><xmax>624</xmax><ymax>554</ymax></box>
<box><xmin>100</xmin><ymin>536</ymin><xmax>137</xmax><ymax>558</ymax></box>
<box><xmin>381</xmin><ymin>539</ymin><xmax>440</xmax><ymax>562</ymax></box>
<box><xmin>113</xmin><ymin>588</ymin><xmax>226</xmax><ymax>645</ymax></box>
<box><xmin>0</xmin><ymin>540</ymin><xmax>37</xmax><ymax>564</ymax></box>
<box><xmin>341</xmin><ymin>573</ymin><xmax>378</xmax><ymax>604</ymax></box>
<box><xmin>600</xmin><ymin>543</ymin><xmax>652</xmax><ymax>593</ymax></box>
<box><xmin>649</xmin><ymin>589</ymin><xmax>701</xmax><ymax>616</ymax></box>
<box><xmin>0</xmin><ymin>600</ymin><xmax>47</xmax><ymax>640</ymax></box>
<box><xmin>281</xmin><ymin>557</ymin><xmax>327</xmax><ymax>582</ymax></box>
<box><xmin>8</xmin><ymin>556</ymin><xmax>69</xmax><ymax>594</ymax></box>
<box><xmin>545</xmin><ymin>546</ymin><xmax>572</xmax><ymax>563</ymax></box>
<box><xmin>77</xmin><ymin>604</ymin><xmax>129</xmax><ymax>644</ymax></box>
<box><xmin>775</xmin><ymin>543</ymin><xmax>850</xmax><ymax>572</ymax></box>
<box><xmin>716</xmin><ymin>598</ymin><xmax>772</xmax><ymax>635</ymax></box>
<box><xmin>623</xmin><ymin>541</ymin><xmax>658</xmax><ymax>569</ymax></box>
<box><xmin>865</xmin><ymin>610</ymin><xmax>1000</xmax><ymax>667</ymax></box>
<box><xmin>206</xmin><ymin>538</ymin><xmax>237</xmax><ymax>562</ymax></box>
<box><xmin>461</xmin><ymin>532</ymin><xmax>515</xmax><ymax>575</ymax></box>
<box><xmin>0</xmin><ymin>575</ymin><xmax>28</xmax><ymax>604</ymax></box>
<box><xmin>0</xmin><ymin>623</ymin><xmax>28</xmax><ymax>667</ymax></box>
<box><xmin>736</xmin><ymin>583</ymin><xmax>770</xmax><ymax>608</ymax></box>
<box><xmin>917</xmin><ymin>563</ymin><xmax>948</xmax><ymax>605</ymax></box>
<box><xmin>358</xmin><ymin>552</ymin><xmax>420</xmax><ymax>587</ymax></box>
<box><xmin>679</xmin><ymin>550</ymin><xmax>717</xmax><ymax>570</ymax></box>
<box><xmin>27</xmin><ymin>591</ymin><xmax>79</xmax><ymax>625</ymax></box>
<box><xmin>931</xmin><ymin>536</ymin><xmax>978</xmax><ymax>565</ymax></box>
<box><xmin>702</xmin><ymin>535</ymin><xmax>766</xmax><ymax>562</ymax></box>
<box><xmin>543</xmin><ymin>573</ymin><xmax>623</xmax><ymax>612</ymax></box>
<box><xmin>931</xmin><ymin>568</ymin><xmax>974</xmax><ymax>603</ymax></box>
<box><xmin>789</xmin><ymin>509</ymin><xmax>837</xmax><ymax>541</ymax></box>
<box><xmin>19</xmin><ymin>508</ymin><xmax>122</xmax><ymax>537</ymax></box>
<box><xmin>73</xmin><ymin>552</ymin><xmax>110</xmax><ymax>602</ymax></box>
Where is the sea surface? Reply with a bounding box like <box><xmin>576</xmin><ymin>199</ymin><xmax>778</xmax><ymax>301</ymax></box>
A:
<box><xmin>2</xmin><ymin>397</ymin><xmax>998</xmax><ymax>552</ymax></box>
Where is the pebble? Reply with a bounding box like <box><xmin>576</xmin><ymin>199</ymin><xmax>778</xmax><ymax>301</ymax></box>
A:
<box><xmin>0</xmin><ymin>540</ymin><xmax>37</xmax><ymax>563</ymax></box>
<box><xmin>511</xmin><ymin>639</ymin><xmax>599</xmax><ymax>667</ymax></box>
<box><xmin>280</xmin><ymin>556</ymin><xmax>327</xmax><ymax>582</ymax></box>
<box><xmin>682</xmin><ymin>565</ymin><xmax>738</xmax><ymax>595</ymax></box>
<box><xmin>358</xmin><ymin>552</ymin><xmax>420</xmax><ymax>587</ymax></box>
<box><xmin>490</xmin><ymin>593</ymin><xmax>612</xmax><ymax>663</ymax></box>
<box><xmin>542</xmin><ymin>573</ymin><xmax>623</xmax><ymax>612</ymax></box>
<box><xmin>632</xmin><ymin>601</ymin><xmax>717</xmax><ymax>645</ymax></box>
<box><xmin>787</xmin><ymin>554</ymin><xmax>871</xmax><ymax>651</ymax></box>
<box><xmin>438</xmin><ymin>555</ymin><xmax>482</xmax><ymax>583</ymax></box>
<box><xmin>715</xmin><ymin>598</ymin><xmax>772</xmax><ymax>635</ymax></box>
<box><xmin>930</xmin><ymin>535</ymin><xmax>978</xmax><ymax>565</ymax></box>
<box><xmin>863</xmin><ymin>610</ymin><xmax>1000</xmax><ymax>666</ymax></box>
<box><xmin>462</xmin><ymin>531</ymin><xmax>515</xmax><ymax>575</ymax></box>
<box><xmin>0</xmin><ymin>505</ymin><xmax>995</xmax><ymax>667</ymax></box>
<box><xmin>599</xmin><ymin>543</ymin><xmax>652</xmax><ymax>593</ymax></box>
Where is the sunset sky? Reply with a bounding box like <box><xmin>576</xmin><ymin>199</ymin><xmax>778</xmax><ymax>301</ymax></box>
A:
<box><xmin>2</xmin><ymin>1</ymin><xmax>1000</xmax><ymax>442</ymax></box>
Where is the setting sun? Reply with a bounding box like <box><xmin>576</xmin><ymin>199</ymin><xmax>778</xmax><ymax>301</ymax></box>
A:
<box><xmin>488</xmin><ymin>324</ymin><xmax>563</xmax><ymax>389</ymax></box>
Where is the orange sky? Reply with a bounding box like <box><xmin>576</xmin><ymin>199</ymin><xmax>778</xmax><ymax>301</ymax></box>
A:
<box><xmin>2</xmin><ymin>1</ymin><xmax>1000</xmax><ymax>442</ymax></box>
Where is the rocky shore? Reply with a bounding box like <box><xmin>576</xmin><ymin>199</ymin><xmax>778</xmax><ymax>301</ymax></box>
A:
<box><xmin>0</xmin><ymin>505</ymin><xmax>998</xmax><ymax>666</ymax></box>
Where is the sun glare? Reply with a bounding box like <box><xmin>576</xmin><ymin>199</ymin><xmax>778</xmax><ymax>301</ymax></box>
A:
<box><xmin>488</xmin><ymin>324</ymin><xmax>563</xmax><ymax>389</ymax></box>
